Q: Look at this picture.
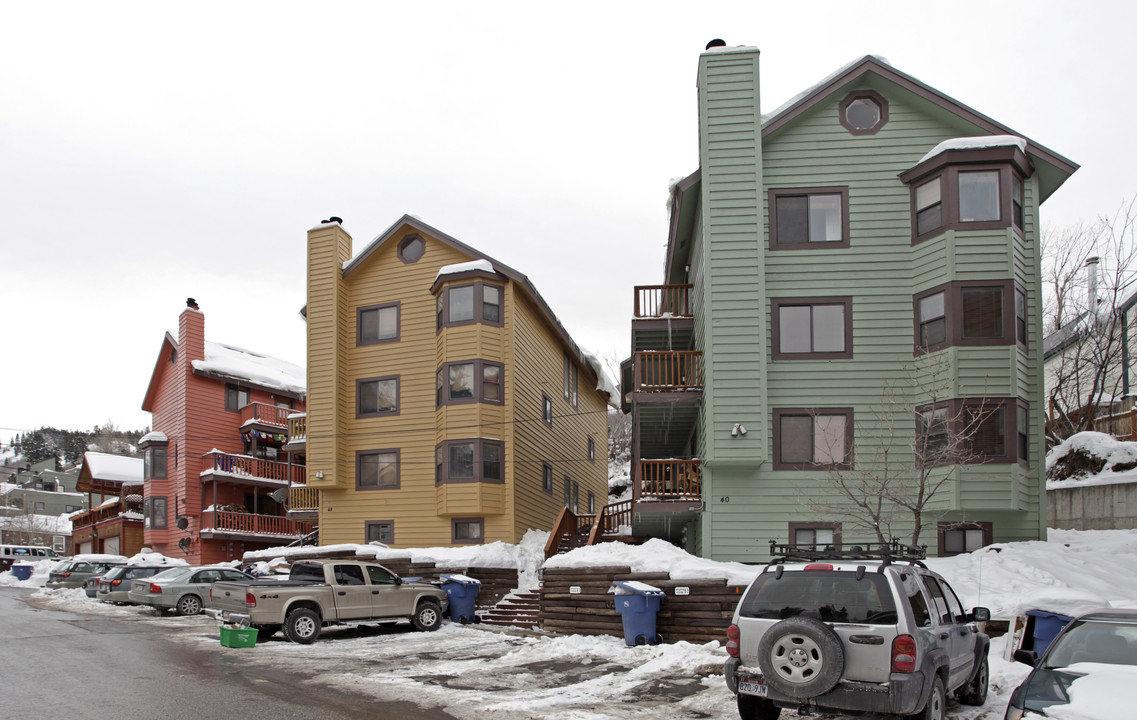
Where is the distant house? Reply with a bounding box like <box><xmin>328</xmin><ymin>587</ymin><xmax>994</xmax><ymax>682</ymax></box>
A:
<box><xmin>70</xmin><ymin>451</ymin><xmax>144</xmax><ymax>556</ymax></box>
<box><xmin>304</xmin><ymin>216</ymin><xmax>612</xmax><ymax>548</ymax></box>
<box><xmin>135</xmin><ymin>299</ymin><xmax>310</xmax><ymax>564</ymax></box>
<box><xmin>615</xmin><ymin>48</ymin><xmax>1076</xmax><ymax>559</ymax></box>
<box><xmin>0</xmin><ymin>457</ymin><xmax>84</xmax><ymax>517</ymax></box>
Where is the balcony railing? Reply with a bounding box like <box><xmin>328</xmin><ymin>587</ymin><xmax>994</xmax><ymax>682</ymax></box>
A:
<box><xmin>240</xmin><ymin>402</ymin><xmax>292</xmax><ymax>429</ymax></box>
<box><xmin>289</xmin><ymin>486</ymin><xmax>319</xmax><ymax>513</ymax></box>
<box><xmin>637</xmin><ymin>459</ymin><xmax>701</xmax><ymax>501</ymax></box>
<box><xmin>201</xmin><ymin>510</ymin><xmax>312</xmax><ymax>537</ymax></box>
<box><xmin>633</xmin><ymin>351</ymin><xmax>702</xmax><ymax>391</ymax></box>
<box><xmin>287</xmin><ymin>413</ymin><xmax>307</xmax><ymax>443</ymax></box>
<box><xmin>69</xmin><ymin>499</ymin><xmax>144</xmax><ymax>529</ymax></box>
<box><xmin>200</xmin><ymin>452</ymin><xmax>306</xmax><ymax>485</ymax></box>
<box><xmin>634</xmin><ymin>285</ymin><xmax>693</xmax><ymax>319</ymax></box>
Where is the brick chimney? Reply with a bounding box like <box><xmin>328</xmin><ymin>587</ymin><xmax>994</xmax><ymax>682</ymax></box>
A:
<box><xmin>179</xmin><ymin>297</ymin><xmax>206</xmax><ymax>364</ymax></box>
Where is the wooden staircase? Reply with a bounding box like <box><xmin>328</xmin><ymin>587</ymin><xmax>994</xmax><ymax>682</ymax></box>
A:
<box><xmin>543</xmin><ymin>501</ymin><xmax>636</xmax><ymax>559</ymax></box>
<box><xmin>480</xmin><ymin>590</ymin><xmax>541</xmax><ymax>628</ymax></box>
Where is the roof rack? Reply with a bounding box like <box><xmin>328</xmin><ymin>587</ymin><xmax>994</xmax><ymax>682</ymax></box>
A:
<box><xmin>768</xmin><ymin>538</ymin><xmax>927</xmax><ymax>566</ymax></box>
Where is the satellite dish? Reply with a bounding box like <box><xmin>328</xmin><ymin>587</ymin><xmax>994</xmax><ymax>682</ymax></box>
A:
<box><xmin>270</xmin><ymin>488</ymin><xmax>289</xmax><ymax>504</ymax></box>
<box><xmin>176</xmin><ymin>516</ymin><xmax>189</xmax><ymax>530</ymax></box>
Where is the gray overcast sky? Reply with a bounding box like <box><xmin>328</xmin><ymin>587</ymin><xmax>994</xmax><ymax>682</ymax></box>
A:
<box><xmin>1</xmin><ymin>1</ymin><xmax>1132</xmax><ymax>438</ymax></box>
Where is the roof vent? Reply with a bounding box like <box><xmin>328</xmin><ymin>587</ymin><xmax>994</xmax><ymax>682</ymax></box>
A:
<box><xmin>186</xmin><ymin>297</ymin><xmax>199</xmax><ymax>310</ymax></box>
<box><xmin>706</xmin><ymin>39</ymin><xmax>726</xmax><ymax>50</ymax></box>
<box><xmin>322</xmin><ymin>216</ymin><xmax>343</xmax><ymax>225</ymax></box>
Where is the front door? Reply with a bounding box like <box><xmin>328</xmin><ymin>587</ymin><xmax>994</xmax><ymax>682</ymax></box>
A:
<box><xmin>332</xmin><ymin>564</ymin><xmax>372</xmax><ymax>620</ymax></box>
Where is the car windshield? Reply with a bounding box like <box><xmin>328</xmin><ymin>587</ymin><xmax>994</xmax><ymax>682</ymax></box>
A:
<box><xmin>103</xmin><ymin>567</ymin><xmax>127</xmax><ymax>580</ymax></box>
<box><xmin>738</xmin><ymin>570</ymin><xmax>898</xmax><ymax>624</ymax></box>
<box><xmin>1045</xmin><ymin>619</ymin><xmax>1137</xmax><ymax>668</ymax></box>
<box><xmin>51</xmin><ymin>561</ymin><xmax>74</xmax><ymax>573</ymax></box>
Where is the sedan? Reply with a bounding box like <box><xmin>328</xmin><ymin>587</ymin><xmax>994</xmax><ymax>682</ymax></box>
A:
<box><xmin>1005</xmin><ymin>609</ymin><xmax>1137</xmax><ymax>719</ymax></box>
<box><xmin>46</xmin><ymin>558</ymin><xmax>126</xmax><ymax>589</ymax></box>
<box><xmin>128</xmin><ymin>566</ymin><xmax>255</xmax><ymax>616</ymax></box>
<box><xmin>96</xmin><ymin>565</ymin><xmax>169</xmax><ymax>604</ymax></box>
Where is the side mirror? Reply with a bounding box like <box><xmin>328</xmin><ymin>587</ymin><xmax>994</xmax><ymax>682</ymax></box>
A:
<box><xmin>1013</xmin><ymin>648</ymin><xmax>1039</xmax><ymax>666</ymax></box>
<box><xmin>395</xmin><ymin>576</ymin><xmax>403</xmax><ymax>585</ymax></box>
<box><xmin>971</xmin><ymin>607</ymin><xmax>991</xmax><ymax>622</ymax></box>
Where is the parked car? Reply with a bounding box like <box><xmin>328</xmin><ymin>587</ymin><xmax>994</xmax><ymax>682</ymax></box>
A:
<box><xmin>128</xmin><ymin>566</ymin><xmax>255</xmax><ymax>616</ymax></box>
<box><xmin>46</xmin><ymin>555</ymin><xmax>127</xmax><ymax>589</ymax></box>
<box><xmin>96</xmin><ymin>565</ymin><xmax>169</xmax><ymax>604</ymax></box>
<box><xmin>724</xmin><ymin>541</ymin><xmax>990</xmax><ymax>720</ymax></box>
<box><xmin>209</xmin><ymin>558</ymin><xmax>448</xmax><ymax>643</ymax></box>
<box><xmin>1</xmin><ymin>544</ymin><xmax>62</xmax><ymax>571</ymax></box>
<box><xmin>1005</xmin><ymin>609</ymin><xmax>1137</xmax><ymax>719</ymax></box>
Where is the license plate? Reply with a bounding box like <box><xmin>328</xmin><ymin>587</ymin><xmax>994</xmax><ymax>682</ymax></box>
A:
<box><xmin>738</xmin><ymin>680</ymin><xmax>767</xmax><ymax>697</ymax></box>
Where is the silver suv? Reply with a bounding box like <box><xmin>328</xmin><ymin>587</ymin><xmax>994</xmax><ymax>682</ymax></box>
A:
<box><xmin>725</xmin><ymin>542</ymin><xmax>990</xmax><ymax>720</ymax></box>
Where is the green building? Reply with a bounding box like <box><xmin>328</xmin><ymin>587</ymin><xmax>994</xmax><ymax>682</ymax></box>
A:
<box><xmin>620</xmin><ymin>47</ymin><xmax>1077</xmax><ymax>560</ymax></box>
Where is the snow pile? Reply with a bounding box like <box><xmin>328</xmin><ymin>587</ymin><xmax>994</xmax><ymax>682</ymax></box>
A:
<box><xmin>0</xmin><ymin>558</ymin><xmax>59</xmax><ymax>587</ymax></box>
<box><xmin>1046</xmin><ymin>431</ymin><xmax>1137</xmax><ymax>488</ymax></box>
<box><xmin>547</xmin><ymin>538</ymin><xmax>762</xmax><ymax>587</ymax></box>
<box><xmin>125</xmin><ymin>548</ymin><xmax>190</xmax><ymax>567</ymax></box>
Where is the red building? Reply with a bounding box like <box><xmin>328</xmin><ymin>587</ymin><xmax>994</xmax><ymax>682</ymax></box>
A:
<box><xmin>139</xmin><ymin>299</ymin><xmax>310</xmax><ymax>564</ymax></box>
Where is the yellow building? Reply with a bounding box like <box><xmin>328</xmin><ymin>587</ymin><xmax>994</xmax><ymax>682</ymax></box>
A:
<box><xmin>305</xmin><ymin>215</ymin><xmax>613</xmax><ymax>547</ymax></box>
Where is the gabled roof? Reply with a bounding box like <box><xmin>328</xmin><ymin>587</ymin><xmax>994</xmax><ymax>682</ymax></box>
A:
<box><xmin>761</xmin><ymin>55</ymin><xmax>1078</xmax><ymax>202</ymax></box>
<box><xmin>141</xmin><ymin>331</ymin><xmax>177</xmax><ymax>412</ymax></box>
<box><xmin>343</xmin><ymin>215</ymin><xmax>617</xmax><ymax>403</ymax></box>
<box><xmin>77</xmin><ymin>451</ymin><xmax>143</xmax><ymax>495</ymax></box>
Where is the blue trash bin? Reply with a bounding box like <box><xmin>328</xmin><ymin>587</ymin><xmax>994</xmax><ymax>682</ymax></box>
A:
<box><xmin>11</xmin><ymin>564</ymin><xmax>33</xmax><ymax>581</ymax></box>
<box><xmin>1025</xmin><ymin>610</ymin><xmax>1074</xmax><ymax>655</ymax></box>
<box><xmin>613</xmin><ymin>581</ymin><xmax>666</xmax><ymax>646</ymax></box>
<box><xmin>440</xmin><ymin>574</ymin><xmax>482</xmax><ymax>624</ymax></box>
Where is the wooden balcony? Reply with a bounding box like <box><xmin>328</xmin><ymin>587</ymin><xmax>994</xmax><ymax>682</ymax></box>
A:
<box><xmin>199</xmin><ymin>509</ymin><xmax>314</xmax><ymax>540</ymax></box>
<box><xmin>286</xmin><ymin>413</ymin><xmax>307</xmax><ymax>447</ymax></box>
<box><xmin>69</xmin><ymin>498</ymin><xmax>144</xmax><ymax>530</ymax></box>
<box><xmin>240</xmin><ymin>402</ymin><xmax>292</xmax><ymax>429</ymax></box>
<box><xmin>632</xmin><ymin>351</ymin><xmax>702</xmax><ymax>392</ymax></box>
<box><xmin>636</xmin><ymin>458</ymin><xmax>702</xmax><ymax>502</ymax></box>
<box><xmin>288</xmin><ymin>486</ymin><xmax>319</xmax><ymax>518</ymax></box>
<box><xmin>200</xmin><ymin>451</ymin><xmax>306</xmax><ymax>488</ymax></box>
<box><xmin>634</xmin><ymin>285</ymin><xmax>693</xmax><ymax>319</ymax></box>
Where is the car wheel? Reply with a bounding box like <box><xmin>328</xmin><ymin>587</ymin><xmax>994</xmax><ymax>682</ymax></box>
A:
<box><xmin>755</xmin><ymin>617</ymin><xmax>844</xmax><ymax>699</ymax></box>
<box><xmin>176</xmin><ymin>595</ymin><xmax>203</xmax><ymax>616</ymax></box>
<box><xmin>284</xmin><ymin>608</ymin><xmax>322</xmax><ymax>644</ymax></box>
<box><xmin>737</xmin><ymin>692</ymin><xmax>781</xmax><ymax>720</ymax></box>
<box><xmin>412</xmin><ymin>600</ymin><xmax>442</xmax><ymax>632</ymax></box>
<box><xmin>910</xmin><ymin>674</ymin><xmax>946</xmax><ymax>720</ymax></box>
<box><xmin>957</xmin><ymin>655</ymin><xmax>988</xmax><ymax>706</ymax></box>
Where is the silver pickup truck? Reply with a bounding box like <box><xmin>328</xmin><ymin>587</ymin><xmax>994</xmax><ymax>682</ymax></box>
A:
<box><xmin>209</xmin><ymin>558</ymin><xmax>449</xmax><ymax>644</ymax></box>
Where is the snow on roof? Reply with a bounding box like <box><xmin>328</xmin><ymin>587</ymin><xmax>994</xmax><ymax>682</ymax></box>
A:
<box><xmin>82</xmin><ymin>452</ymin><xmax>143</xmax><ymax>484</ymax></box>
<box><xmin>0</xmin><ymin>512</ymin><xmax>73</xmax><ymax>533</ymax></box>
<box><xmin>918</xmin><ymin>134</ymin><xmax>1027</xmax><ymax>164</ymax></box>
<box><xmin>435</xmin><ymin>259</ymin><xmax>495</xmax><ymax>280</ymax></box>
<box><xmin>580</xmin><ymin>347</ymin><xmax>620</xmax><ymax>408</ymax></box>
<box><xmin>139</xmin><ymin>431</ymin><xmax>167</xmax><ymax>443</ymax></box>
<box><xmin>192</xmin><ymin>341</ymin><xmax>305</xmax><ymax>396</ymax></box>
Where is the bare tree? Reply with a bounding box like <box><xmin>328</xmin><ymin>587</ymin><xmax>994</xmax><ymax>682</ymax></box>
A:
<box><xmin>1045</xmin><ymin>198</ymin><xmax>1137</xmax><ymax>442</ymax></box>
<box><xmin>799</xmin><ymin>356</ymin><xmax>999</xmax><ymax>547</ymax></box>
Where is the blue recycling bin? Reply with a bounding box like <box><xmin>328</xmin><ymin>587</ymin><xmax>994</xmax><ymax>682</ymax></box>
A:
<box><xmin>11</xmin><ymin>564</ymin><xmax>33</xmax><ymax>581</ymax></box>
<box><xmin>1025</xmin><ymin>610</ymin><xmax>1074</xmax><ymax>655</ymax></box>
<box><xmin>613</xmin><ymin>581</ymin><xmax>666</xmax><ymax>646</ymax></box>
<box><xmin>440</xmin><ymin>574</ymin><xmax>481</xmax><ymax>624</ymax></box>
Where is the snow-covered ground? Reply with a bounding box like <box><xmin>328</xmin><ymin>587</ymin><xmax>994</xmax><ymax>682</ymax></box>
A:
<box><xmin>4</xmin><ymin>527</ymin><xmax>1134</xmax><ymax>719</ymax></box>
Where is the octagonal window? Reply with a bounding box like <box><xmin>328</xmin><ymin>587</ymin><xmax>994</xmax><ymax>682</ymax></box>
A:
<box><xmin>839</xmin><ymin>90</ymin><xmax>888</xmax><ymax>135</ymax></box>
<box><xmin>398</xmin><ymin>235</ymin><xmax>425</xmax><ymax>264</ymax></box>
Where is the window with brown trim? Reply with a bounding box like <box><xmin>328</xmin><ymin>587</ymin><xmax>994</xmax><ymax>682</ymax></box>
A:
<box><xmin>572</xmin><ymin>363</ymin><xmax>579</xmax><ymax>408</ymax></box>
<box><xmin>1016</xmin><ymin>287</ymin><xmax>1027</xmax><ymax>346</ymax></box>
<box><xmin>357</xmin><ymin>376</ymin><xmax>398</xmax><ymax>417</ymax></box>
<box><xmin>915</xmin><ymin>398</ymin><xmax>1022</xmax><ymax>465</ymax></box>
<box><xmin>772</xmin><ymin>408</ymin><xmax>854</xmax><ymax>470</ymax></box>
<box><xmin>452</xmin><ymin>517</ymin><xmax>484</xmax><ymax>544</ymax></box>
<box><xmin>357</xmin><ymin>450</ymin><xmax>399</xmax><ymax>490</ymax></box>
<box><xmin>563</xmin><ymin>352</ymin><xmax>571</xmax><ymax>400</ymax></box>
<box><xmin>542</xmin><ymin>393</ymin><xmax>553</xmax><ymax>426</ymax></box>
<box><xmin>588</xmin><ymin>491</ymin><xmax>595</xmax><ymax>514</ymax></box>
<box><xmin>542</xmin><ymin>462</ymin><xmax>553</xmax><ymax>493</ymax></box>
<box><xmin>768</xmin><ymin>187</ymin><xmax>850</xmax><ymax>248</ymax></box>
<box><xmin>365</xmin><ymin>520</ymin><xmax>394</xmax><ymax>544</ymax></box>
<box><xmin>902</xmin><ymin>145</ymin><xmax>1032</xmax><ymax>244</ymax></box>
<box><xmin>771</xmin><ymin>297</ymin><xmax>853</xmax><ymax>360</ymax></box>
<box><xmin>436</xmin><ymin>360</ymin><xmax>504</xmax><ymax>406</ymax></box>
<box><xmin>913</xmin><ymin>281</ymin><xmax>1020</xmax><ymax>352</ymax></box>
<box><xmin>789</xmin><ymin>521</ymin><xmax>842</xmax><ymax>549</ymax></box>
<box><xmin>1017</xmin><ymin>404</ymin><xmax>1029</xmax><ymax>462</ymax></box>
<box><xmin>435</xmin><ymin>439</ymin><xmax>504</xmax><ymax>484</ymax></box>
<box><xmin>358</xmin><ymin>302</ymin><xmax>400</xmax><ymax>345</ymax></box>
<box><xmin>838</xmin><ymin>90</ymin><xmax>888</xmax><ymax>135</ymax></box>
<box><xmin>225</xmin><ymin>384</ymin><xmax>249</xmax><ymax>413</ymax></box>
<box><xmin>937</xmin><ymin>521</ymin><xmax>992</xmax><ymax>556</ymax></box>
<box><xmin>562</xmin><ymin>477</ymin><xmax>571</xmax><ymax>509</ymax></box>
<box><xmin>398</xmin><ymin>235</ymin><xmax>425</xmax><ymax>264</ymax></box>
<box><xmin>587</xmin><ymin>436</ymin><xmax>595</xmax><ymax>462</ymax></box>
<box><xmin>436</xmin><ymin>281</ymin><xmax>505</xmax><ymax>330</ymax></box>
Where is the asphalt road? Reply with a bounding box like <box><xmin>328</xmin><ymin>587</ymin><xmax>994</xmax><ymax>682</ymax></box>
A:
<box><xmin>0</xmin><ymin>587</ymin><xmax>453</xmax><ymax>720</ymax></box>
